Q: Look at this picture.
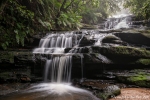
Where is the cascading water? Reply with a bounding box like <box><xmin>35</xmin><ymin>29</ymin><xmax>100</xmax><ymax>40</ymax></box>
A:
<box><xmin>105</xmin><ymin>15</ymin><xmax>132</xmax><ymax>29</ymax></box>
<box><xmin>50</xmin><ymin>56</ymin><xmax>72</xmax><ymax>83</ymax></box>
<box><xmin>34</xmin><ymin>30</ymin><xmax>112</xmax><ymax>82</ymax></box>
<box><xmin>31</xmin><ymin>31</ymin><xmax>100</xmax><ymax>100</ymax></box>
<box><xmin>105</xmin><ymin>3</ymin><xmax>132</xmax><ymax>30</ymax></box>
<box><xmin>43</xmin><ymin>56</ymin><xmax>72</xmax><ymax>83</ymax></box>
<box><xmin>33</xmin><ymin>32</ymin><xmax>76</xmax><ymax>84</ymax></box>
<box><xmin>33</xmin><ymin>32</ymin><xmax>78</xmax><ymax>54</ymax></box>
<box><xmin>34</xmin><ymin>31</ymin><xmax>81</xmax><ymax>83</ymax></box>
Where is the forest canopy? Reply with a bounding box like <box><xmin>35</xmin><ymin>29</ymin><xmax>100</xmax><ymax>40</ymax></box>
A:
<box><xmin>0</xmin><ymin>0</ymin><xmax>150</xmax><ymax>49</ymax></box>
<box><xmin>124</xmin><ymin>0</ymin><xmax>150</xmax><ymax>19</ymax></box>
<box><xmin>0</xmin><ymin>0</ymin><xmax>120</xmax><ymax>49</ymax></box>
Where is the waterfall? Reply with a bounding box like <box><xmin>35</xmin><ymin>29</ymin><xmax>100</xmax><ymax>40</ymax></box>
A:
<box><xmin>33</xmin><ymin>31</ymin><xmax>77</xmax><ymax>84</ymax></box>
<box><xmin>114</xmin><ymin>17</ymin><xmax>130</xmax><ymax>29</ymax></box>
<box><xmin>105</xmin><ymin>16</ymin><xmax>132</xmax><ymax>29</ymax></box>
<box><xmin>32</xmin><ymin>31</ymin><xmax>100</xmax><ymax>100</ymax></box>
<box><xmin>52</xmin><ymin>56</ymin><xmax>72</xmax><ymax>83</ymax></box>
<box><xmin>33</xmin><ymin>29</ymin><xmax>111</xmax><ymax>86</ymax></box>
<box><xmin>33</xmin><ymin>32</ymin><xmax>78</xmax><ymax>54</ymax></box>
<box><xmin>43</xmin><ymin>56</ymin><xmax>72</xmax><ymax>83</ymax></box>
<box><xmin>80</xmin><ymin>54</ymin><xmax>84</xmax><ymax>82</ymax></box>
<box><xmin>44</xmin><ymin>60</ymin><xmax>51</xmax><ymax>81</ymax></box>
<box><xmin>105</xmin><ymin>5</ymin><xmax>132</xmax><ymax>30</ymax></box>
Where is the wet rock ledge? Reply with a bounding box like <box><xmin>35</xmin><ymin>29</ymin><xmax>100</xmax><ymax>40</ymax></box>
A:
<box><xmin>0</xmin><ymin>46</ymin><xmax>150</xmax><ymax>83</ymax></box>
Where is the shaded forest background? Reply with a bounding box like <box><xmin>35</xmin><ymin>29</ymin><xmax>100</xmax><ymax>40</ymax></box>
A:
<box><xmin>0</xmin><ymin>0</ymin><xmax>150</xmax><ymax>49</ymax></box>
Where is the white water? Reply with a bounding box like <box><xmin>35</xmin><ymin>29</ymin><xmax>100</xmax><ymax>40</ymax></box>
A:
<box><xmin>23</xmin><ymin>83</ymin><xmax>99</xmax><ymax>100</ymax></box>
<box><xmin>33</xmin><ymin>32</ymin><xmax>78</xmax><ymax>54</ymax></box>
<box><xmin>28</xmin><ymin>83</ymin><xmax>88</xmax><ymax>95</ymax></box>
<box><xmin>114</xmin><ymin>18</ymin><xmax>130</xmax><ymax>29</ymax></box>
<box><xmin>51</xmin><ymin>56</ymin><xmax>72</xmax><ymax>83</ymax></box>
<box><xmin>105</xmin><ymin>4</ymin><xmax>132</xmax><ymax>30</ymax></box>
<box><xmin>93</xmin><ymin>33</ymin><xmax>115</xmax><ymax>46</ymax></box>
<box><xmin>105</xmin><ymin>16</ymin><xmax>131</xmax><ymax>29</ymax></box>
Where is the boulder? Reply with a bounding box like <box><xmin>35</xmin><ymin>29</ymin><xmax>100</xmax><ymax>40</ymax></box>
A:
<box><xmin>102</xmin><ymin>35</ymin><xmax>127</xmax><ymax>45</ymax></box>
<box><xmin>114</xmin><ymin>29</ymin><xmax>150</xmax><ymax>46</ymax></box>
<box><xmin>97</xmin><ymin>85</ymin><xmax>121</xmax><ymax>100</ymax></box>
<box><xmin>79</xmin><ymin>36</ymin><xmax>95</xmax><ymax>46</ymax></box>
<box><xmin>78</xmin><ymin>80</ymin><xmax>121</xmax><ymax>100</ymax></box>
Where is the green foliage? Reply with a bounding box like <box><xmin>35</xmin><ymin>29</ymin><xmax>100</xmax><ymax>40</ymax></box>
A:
<box><xmin>58</xmin><ymin>11</ymin><xmax>82</xmax><ymax>29</ymax></box>
<box><xmin>124</xmin><ymin>0</ymin><xmax>150</xmax><ymax>19</ymax></box>
<box><xmin>0</xmin><ymin>0</ymin><xmax>34</xmax><ymax>49</ymax></box>
<box><xmin>81</xmin><ymin>0</ymin><xmax>121</xmax><ymax>24</ymax></box>
<box><xmin>0</xmin><ymin>0</ymin><xmax>120</xmax><ymax>49</ymax></box>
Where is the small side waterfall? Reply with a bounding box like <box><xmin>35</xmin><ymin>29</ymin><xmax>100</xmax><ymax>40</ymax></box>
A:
<box><xmin>105</xmin><ymin>15</ymin><xmax>132</xmax><ymax>29</ymax></box>
<box><xmin>80</xmin><ymin>54</ymin><xmax>84</xmax><ymax>81</ymax></box>
<box><xmin>44</xmin><ymin>60</ymin><xmax>51</xmax><ymax>81</ymax></box>
<box><xmin>52</xmin><ymin>56</ymin><xmax>72</xmax><ymax>83</ymax></box>
<box><xmin>44</xmin><ymin>56</ymin><xmax>72</xmax><ymax>83</ymax></box>
<box><xmin>105</xmin><ymin>5</ymin><xmax>132</xmax><ymax>30</ymax></box>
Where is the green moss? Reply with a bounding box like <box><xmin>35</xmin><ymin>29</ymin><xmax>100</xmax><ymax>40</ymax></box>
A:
<box><xmin>127</xmin><ymin>73</ymin><xmax>150</xmax><ymax>87</ymax></box>
<box><xmin>106</xmin><ymin>46</ymin><xmax>150</xmax><ymax>58</ymax></box>
<box><xmin>128</xmin><ymin>75</ymin><xmax>147</xmax><ymax>82</ymax></box>
<box><xmin>136</xmin><ymin>59</ymin><xmax>150</xmax><ymax>65</ymax></box>
<box><xmin>97</xmin><ymin>93</ymin><xmax>109</xmax><ymax>100</ymax></box>
<box><xmin>127</xmin><ymin>75</ymin><xmax>147</xmax><ymax>87</ymax></box>
<box><xmin>117</xmin><ymin>69</ymin><xmax>150</xmax><ymax>87</ymax></box>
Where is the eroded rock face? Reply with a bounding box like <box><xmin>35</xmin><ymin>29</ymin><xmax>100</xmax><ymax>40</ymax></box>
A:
<box><xmin>0</xmin><ymin>51</ymin><xmax>34</xmax><ymax>83</ymax></box>
<box><xmin>79</xmin><ymin>36</ymin><xmax>95</xmax><ymax>46</ymax></box>
<box><xmin>102</xmin><ymin>35</ymin><xmax>127</xmax><ymax>46</ymax></box>
<box><xmin>114</xmin><ymin>30</ymin><xmax>150</xmax><ymax>47</ymax></box>
<box><xmin>1</xmin><ymin>45</ymin><xmax>150</xmax><ymax>83</ymax></box>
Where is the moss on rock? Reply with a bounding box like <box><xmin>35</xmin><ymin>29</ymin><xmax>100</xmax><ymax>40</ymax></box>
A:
<box><xmin>92</xmin><ymin>46</ymin><xmax>150</xmax><ymax>58</ymax></box>
<box><xmin>97</xmin><ymin>85</ymin><xmax>121</xmax><ymax>100</ymax></box>
<box><xmin>116</xmin><ymin>69</ymin><xmax>150</xmax><ymax>87</ymax></box>
<box><xmin>136</xmin><ymin>59</ymin><xmax>150</xmax><ymax>65</ymax></box>
<box><xmin>91</xmin><ymin>46</ymin><xmax>150</xmax><ymax>64</ymax></box>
